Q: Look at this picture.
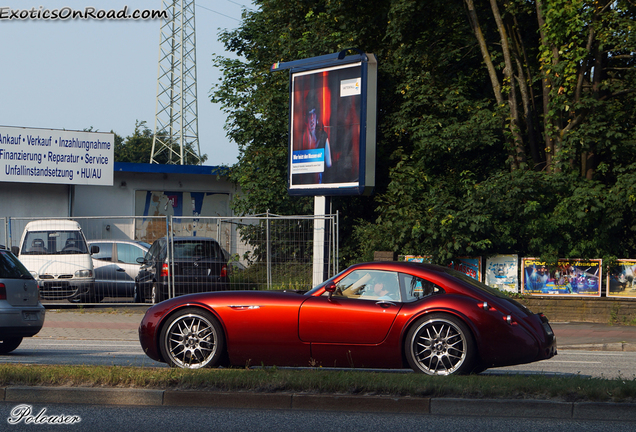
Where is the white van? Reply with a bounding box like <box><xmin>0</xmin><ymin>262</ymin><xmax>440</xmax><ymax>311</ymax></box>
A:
<box><xmin>15</xmin><ymin>220</ymin><xmax>99</xmax><ymax>303</ymax></box>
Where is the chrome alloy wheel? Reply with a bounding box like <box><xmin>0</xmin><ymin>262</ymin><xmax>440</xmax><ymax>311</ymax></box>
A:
<box><xmin>410</xmin><ymin>318</ymin><xmax>468</xmax><ymax>375</ymax></box>
<box><xmin>163</xmin><ymin>313</ymin><xmax>219</xmax><ymax>368</ymax></box>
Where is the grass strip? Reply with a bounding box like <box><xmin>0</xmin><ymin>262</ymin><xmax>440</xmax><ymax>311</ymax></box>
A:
<box><xmin>1</xmin><ymin>364</ymin><xmax>636</xmax><ymax>402</ymax></box>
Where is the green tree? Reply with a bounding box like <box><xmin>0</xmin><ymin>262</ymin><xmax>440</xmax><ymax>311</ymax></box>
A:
<box><xmin>212</xmin><ymin>0</ymin><xmax>636</xmax><ymax>267</ymax></box>
<box><xmin>114</xmin><ymin>120</ymin><xmax>208</xmax><ymax>165</ymax></box>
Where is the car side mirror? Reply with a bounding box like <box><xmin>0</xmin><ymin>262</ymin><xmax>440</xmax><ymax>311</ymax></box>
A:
<box><xmin>136</xmin><ymin>257</ymin><xmax>147</xmax><ymax>264</ymax></box>
<box><xmin>11</xmin><ymin>246</ymin><xmax>19</xmax><ymax>256</ymax></box>
<box><xmin>325</xmin><ymin>282</ymin><xmax>336</xmax><ymax>300</ymax></box>
<box><xmin>90</xmin><ymin>245</ymin><xmax>100</xmax><ymax>254</ymax></box>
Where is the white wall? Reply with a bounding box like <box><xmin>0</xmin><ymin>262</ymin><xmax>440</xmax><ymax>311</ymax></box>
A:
<box><xmin>0</xmin><ymin>183</ymin><xmax>69</xmax><ymax>218</ymax></box>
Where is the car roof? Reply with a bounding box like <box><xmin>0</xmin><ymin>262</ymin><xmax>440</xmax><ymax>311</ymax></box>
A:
<box><xmin>87</xmin><ymin>239</ymin><xmax>150</xmax><ymax>247</ymax></box>
<box><xmin>156</xmin><ymin>236</ymin><xmax>219</xmax><ymax>242</ymax></box>
<box><xmin>24</xmin><ymin>220</ymin><xmax>81</xmax><ymax>230</ymax></box>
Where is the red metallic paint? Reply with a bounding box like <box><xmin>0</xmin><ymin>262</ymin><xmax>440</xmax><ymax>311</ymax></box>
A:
<box><xmin>138</xmin><ymin>262</ymin><xmax>557</xmax><ymax>373</ymax></box>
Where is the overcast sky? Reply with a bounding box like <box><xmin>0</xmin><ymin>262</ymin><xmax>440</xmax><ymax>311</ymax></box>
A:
<box><xmin>0</xmin><ymin>0</ymin><xmax>252</xmax><ymax>166</ymax></box>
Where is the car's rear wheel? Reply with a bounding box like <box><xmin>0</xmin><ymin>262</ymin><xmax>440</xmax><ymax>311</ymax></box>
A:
<box><xmin>159</xmin><ymin>308</ymin><xmax>224</xmax><ymax>369</ymax></box>
<box><xmin>405</xmin><ymin>313</ymin><xmax>475</xmax><ymax>375</ymax></box>
<box><xmin>0</xmin><ymin>337</ymin><xmax>23</xmax><ymax>354</ymax></box>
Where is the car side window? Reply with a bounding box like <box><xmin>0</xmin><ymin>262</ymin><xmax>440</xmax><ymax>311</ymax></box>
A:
<box><xmin>91</xmin><ymin>243</ymin><xmax>112</xmax><ymax>261</ymax></box>
<box><xmin>117</xmin><ymin>244</ymin><xmax>145</xmax><ymax>265</ymax></box>
<box><xmin>334</xmin><ymin>270</ymin><xmax>401</xmax><ymax>301</ymax></box>
<box><xmin>401</xmin><ymin>273</ymin><xmax>444</xmax><ymax>302</ymax></box>
<box><xmin>146</xmin><ymin>241</ymin><xmax>162</xmax><ymax>261</ymax></box>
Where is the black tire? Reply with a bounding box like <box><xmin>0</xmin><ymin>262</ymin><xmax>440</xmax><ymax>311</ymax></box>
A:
<box><xmin>133</xmin><ymin>284</ymin><xmax>144</xmax><ymax>303</ymax></box>
<box><xmin>404</xmin><ymin>313</ymin><xmax>476</xmax><ymax>375</ymax></box>
<box><xmin>0</xmin><ymin>337</ymin><xmax>23</xmax><ymax>354</ymax></box>
<box><xmin>151</xmin><ymin>283</ymin><xmax>165</xmax><ymax>304</ymax></box>
<box><xmin>159</xmin><ymin>308</ymin><xmax>225</xmax><ymax>369</ymax></box>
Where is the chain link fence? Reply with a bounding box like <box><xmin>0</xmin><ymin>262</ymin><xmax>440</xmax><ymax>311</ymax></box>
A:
<box><xmin>5</xmin><ymin>214</ymin><xmax>338</xmax><ymax>304</ymax></box>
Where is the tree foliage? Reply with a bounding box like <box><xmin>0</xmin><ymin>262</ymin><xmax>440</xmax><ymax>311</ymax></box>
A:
<box><xmin>114</xmin><ymin>120</ymin><xmax>207</xmax><ymax>165</ymax></box>
<box><xmin>212</xmin><ymin>0</ymin><xmax>636</xmax><ymax>266</ymax></box>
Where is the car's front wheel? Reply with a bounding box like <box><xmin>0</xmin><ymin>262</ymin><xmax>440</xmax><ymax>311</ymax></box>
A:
<box><xmin>133</xmin><ymin>284</ymin><xmax>144</xmax><ymax>303</ymax></box>
<box><xmin>405</xmin><ymin>313</ymin><xmax>476</xmax><ymax>375</ymax></box>
<box><xmin>159</xmin><ymin>308</ymin><xmax>225</xmax><ymax>369</ymax></box>
<box><xmin>0</xmin><ymin>337</ymin><xmax>23</xmax><ymax>354</ymax></box>
<box><xmin>151</xmin><ymin>283</ymin><xmax>164</xmax><ymax>304</ymax></box>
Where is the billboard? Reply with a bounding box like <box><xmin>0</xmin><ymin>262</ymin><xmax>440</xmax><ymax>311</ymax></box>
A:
<box><xmin>607</xmin><ymin>259</ymin><xmax>636</xmax><ymax>298</ymax></box>
<box><xmin>448</xmin><ymin>257</ymin><xmax>482</xmax><ymax>282</ymax></box>
<box><xmin>273</xmin><ymin>52</ymin><xmax>377</xmax><ymax>196</ymax></box>
<box><xmin>0</xmin><ymin>126</ymin><xmax>114</xmax><ymax>186</ymax></box>
<box><xmin>521</xmin><ymin>258</ymin><xmax>602</xmax><ymax>297</ymax></box>
<box><xmin>485</xmin><ymin>255</ymin><xmax>519</xmax><ymax>292</ymax></box>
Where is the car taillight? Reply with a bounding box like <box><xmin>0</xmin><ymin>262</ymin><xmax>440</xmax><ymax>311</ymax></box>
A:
<box><xmin>220</xmin><ymin>264</ymin><xmax>227</xmax><ymax>278</ymax></box>
<box><xmin>161</xmin><ymin>263</ymin><xmax>169</xmax><ymax>277</ymax></box>
<box><xmin>0</xmin><ymin>283</ymin><xmax>5</xmax><ymax>300</ymax></box>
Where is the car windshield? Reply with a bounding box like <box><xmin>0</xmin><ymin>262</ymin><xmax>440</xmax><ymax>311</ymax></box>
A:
<box><xmin>21</xmin><ymin>230</ymin><xmax>88</xmax><ymax>255</ymax></box>
<box><xmin>0</xmin><ymin>250</ymin><xmax>33</xmax><ymax>278</ymax></box>
<box><xmin>305</xmin><ymin>268</ymin><xmax>349</xmax><ymax>295</ymax></box>
<box><xmin>173</xmin><ymin>241</ymin><xmax>220</xmax><ymax>259</ymax></box>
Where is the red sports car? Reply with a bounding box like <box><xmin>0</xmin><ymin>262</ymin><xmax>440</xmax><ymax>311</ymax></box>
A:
<box><xmin>138</xmin><ymin>262</ymin><xmax>557</xmax><ymax>375</ymax></box>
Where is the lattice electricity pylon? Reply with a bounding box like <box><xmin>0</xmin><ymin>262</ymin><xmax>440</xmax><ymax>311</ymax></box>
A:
<box><xmin>151</xmin><ymin>0</ymin><xmax>202</xmax><ymax>165</ymax></box>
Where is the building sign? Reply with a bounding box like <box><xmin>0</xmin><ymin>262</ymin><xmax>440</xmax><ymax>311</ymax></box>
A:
<box><xmin>521</xmin><ymin>258</ymin><xmax>602</xmax><ymax>297</ymax></box>
<box><xmin>0</xmin><ymin>126</ymin><xmax>114</xmax><ymax>186</ymax></box>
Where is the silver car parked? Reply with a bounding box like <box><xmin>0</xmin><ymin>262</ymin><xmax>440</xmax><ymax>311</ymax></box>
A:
<box><xmin>88</xmin><ymin>240</ymin><xmax>150</xmax><ymax>302</ymax></box>
<box><xmin>0</xmin><ymin>248</ymin><xmax>45</xmax><ymax>354</ymax></box>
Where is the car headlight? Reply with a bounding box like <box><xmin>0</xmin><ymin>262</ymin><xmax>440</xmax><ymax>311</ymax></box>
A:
<box><xmin>30</xmin><ymin>271</ymin><xmax>39</xmax><ymax>279</ymax></box>
<box><xmin>74</xmin><ymin>269</ymin><xmax>93</xmax><ymax>278</ymax></box>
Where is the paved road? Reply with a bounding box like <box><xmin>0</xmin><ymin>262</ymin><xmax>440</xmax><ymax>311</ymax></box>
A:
<box><xmin>2</xmin><ymin>402</ymin><xmax>634</xmax><ymax>432</ymax></box>
<box><xmin>3</xmin><ymin>308</ymin><xmax>636</xmax><ymax>424</ymax></box>
<box><xmin>3</xmin><ymin>308</ymin><xmax>636</xmax><ymax>378</ymax></box>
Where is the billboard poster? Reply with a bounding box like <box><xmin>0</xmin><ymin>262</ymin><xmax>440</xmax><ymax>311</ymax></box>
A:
<box><xmin>0</xmin><ymin>126</ymin><xmax>114</xmax><ymax>186</ymax></box>
<box><xmin>607</xmin><ymin>259</ymin><xmax>636</xmax><ymax>298</ymax></box>
<box><xmin>402</xmin><ymin>255</ymin><xmax>432</xmax><ymax>263</ymax></box>
<box><xmin>448</xmin><ymin>257</ymin><xmax>482</xmax><ymax>282</ymax></box>
<box><xmin>485</xmin><ymin>255</ymin><xmax>519</xmax><ymax>292</ymax></box>
<box><xmin>286</xmin><ymin>55</ymin><xmax>377</xmax><ymax>196</ymax></box>
<box><xmin>521</xmin><ymin>258</ymin><xmax>602</xmax><ymax>297</ymax></box>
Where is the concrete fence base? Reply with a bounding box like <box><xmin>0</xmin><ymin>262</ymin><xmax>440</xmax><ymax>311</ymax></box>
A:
<box><xmin>519</xmin><ymin>296</ymin><xmax>636</xmax><ymax>324</ymax></box>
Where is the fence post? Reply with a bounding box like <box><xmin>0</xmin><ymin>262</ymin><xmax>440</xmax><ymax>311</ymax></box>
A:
<box><xmin>168</xmin><ymin>215</ymin><xmax>174</xmax><ymax>299</ymax></box>
<box><xmin>266</xmin><ymin>210</ymin><xmax>271</xmax><ymax>290</ymax></box>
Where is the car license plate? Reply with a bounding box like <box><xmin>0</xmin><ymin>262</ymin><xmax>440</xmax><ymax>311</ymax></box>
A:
<box><xmin>22</xmin><ymin>311</ymin><xmax>38</xmax><ymax>321</ymax></box>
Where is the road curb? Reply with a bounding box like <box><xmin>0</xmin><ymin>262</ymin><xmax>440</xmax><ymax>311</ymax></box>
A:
<box><xmin>560</xmin><ymin>343</ymin><xmax>636</xmax><ymax>352</ymax></box>
<box><xmin>2</xmin><ymin>387</ymin><xmax>636</xmax><ymax>421</ymax></box>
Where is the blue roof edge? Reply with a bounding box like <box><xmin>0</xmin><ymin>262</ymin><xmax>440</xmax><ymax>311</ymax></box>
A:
<box><xmin>114</xmin><ymin>162</ymin><xmax>229</xmax><ymax>176</ymax></box>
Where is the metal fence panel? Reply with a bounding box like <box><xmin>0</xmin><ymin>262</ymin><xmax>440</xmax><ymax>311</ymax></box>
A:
<box><xmin>8</xmin><ymin>214</ymin><xmax>338</xmax><ymax>305</ymax></box>
<box><xmin>169</xmin><ymin>214</ymin><xmax>338</xmax><ymax>293</ymax></box>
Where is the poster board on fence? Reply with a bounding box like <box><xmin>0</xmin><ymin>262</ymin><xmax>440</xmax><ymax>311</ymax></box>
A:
<box><xmin>607</xmin><ymin>259</ymin><xmax>636</xmax><ymax>298</ymax></box>
<box><xmin>521</xmin><ymin>258</ymin><xmax>602</xmax><ymax>297</ymax></box>
<box><xmin>485</xmin><ymin>255</ymin><xmax>519</xmax><ymax>292</ymax></box>
<box><xmin>448</xmin><ymin>257</ymin><xmax>482</xmax><ymax>282</ymax></box>
<box><xmin>402</xmin><ymin>255</ymin><xmax>432</xmax><ymax>263</ymax></box>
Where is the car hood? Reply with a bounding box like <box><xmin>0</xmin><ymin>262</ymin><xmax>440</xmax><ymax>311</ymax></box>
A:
<box><xmin>19</xmin><ymin>255</ymin><xmax>93</xmax><ymax>277</ymax></box>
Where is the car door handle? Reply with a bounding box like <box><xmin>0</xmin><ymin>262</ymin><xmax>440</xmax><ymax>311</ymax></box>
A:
<box><xmin>116</xmin><ymin>268</ymin><xmax>126</xmax><ymax>272</ymax></box>
<box><xmin>376</xmin><ymin>301</ymin><xmax>397</xmax><ymax>308</ymax></box>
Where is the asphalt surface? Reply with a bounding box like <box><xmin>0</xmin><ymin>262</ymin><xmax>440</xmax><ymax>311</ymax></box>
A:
<box><xmin>2</xmin><ymin>307</ymin><xmax>636</xmax><ymax>422</ymax></box>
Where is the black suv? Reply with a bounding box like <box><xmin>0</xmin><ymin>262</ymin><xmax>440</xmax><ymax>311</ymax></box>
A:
<box><xmin>134</xmin><ymin>237</ymin><xmax>229</xmax><ymax>303</ymax></box>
